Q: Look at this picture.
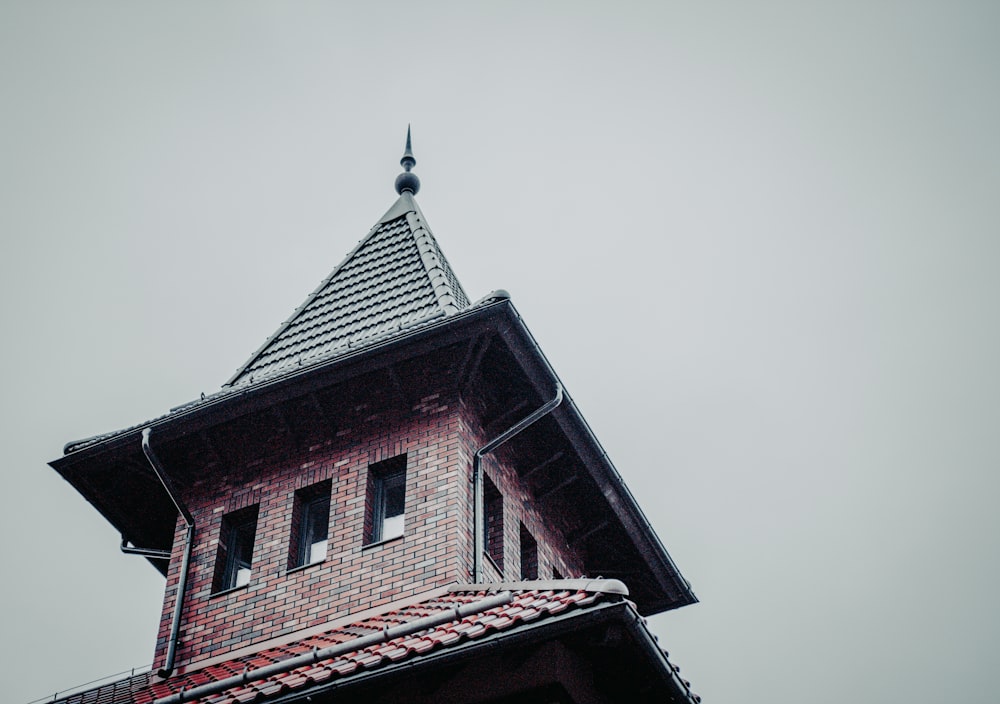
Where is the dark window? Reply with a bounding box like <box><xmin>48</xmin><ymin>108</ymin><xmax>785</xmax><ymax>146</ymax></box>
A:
<box><xmin>484</xmin><ymin>474</ymin><xmax>503</xmax><ymax>570</ymax></box>
<box><xmin>365</xmin><ymin>455</ymin><xmax>406</xmax><ymax>544</ymax></box>
<box><xmin>214</xmin><ymin>506</ymin><xmax>258</xmax><ymax>593</ymax></box>
<box><xmin>290</xmin><ymin>480</ymin><xmax>331</xmax><ymax>569</ymax></box>
<box><xmin>519</xmin><ymin>523</ymin><xmax>538</xmax><ymax>580</ymax></box>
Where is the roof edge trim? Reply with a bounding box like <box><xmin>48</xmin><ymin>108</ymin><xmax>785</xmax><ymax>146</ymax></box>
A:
<box><xmin>405</xmin><ymin>207</ymin><xmax>469</xmax><ymax>315</ymax></box>
<box><xmin>55</xmin><ymin>300</ymin><xmax>507</xmax><ymax>461</ymax></box>
<box><xmin>448</xmin><ymin>578</ymin><xmax>629</xmax><ymax>596</ymax></box>
<box><xmin>496</xmin><ymin>304</ymin><xmax>698</xmax><ymax>613</ymax></box>
<box><xmin>377</xmin><ymin>191</ymin><xmax>418</xmax><ymax>224</ymax></box>
<box><xmin>163</xmin><ymin>583</ymin><xmax>457</xmax><ymax>678</ymax></box>
<box><xmin>265</xmin><ymin>600</ymin><xmax>699</xmax><ymax>704</ymax></box>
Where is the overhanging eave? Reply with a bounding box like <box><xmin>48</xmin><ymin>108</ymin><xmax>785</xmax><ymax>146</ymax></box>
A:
<box><xmin>491</xmin><ymin>301</ymin><xmax>697</xmax><ymax>614</ymax></box>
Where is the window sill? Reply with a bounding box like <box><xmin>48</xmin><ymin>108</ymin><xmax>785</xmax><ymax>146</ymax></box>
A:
<box><xmin>210</xmin><ymin>583</ymin><xmax>249</xmax><ymax>599</ymax></box>
<box><xmin>362</xmin><ymin>534</ymin><xmax>404</xmax><ymax>551</ymax></box>
<box><xmin>286</xmin><ymin>559</ymin><xmax>326</xmax><ymax>576</ymax></box>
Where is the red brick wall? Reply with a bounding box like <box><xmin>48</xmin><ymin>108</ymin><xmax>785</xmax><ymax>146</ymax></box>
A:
<box><xmin>154</xmin><ymin>390</ymin><xmax>468</xmax><ymax>671</ymax></box>
<box><xmin>153</xmin><ymin>384</ymin><xmax>585</xmax><ymax>671</ymax></box>
<box><xmin>456</xmin><ymin>397</ymin><xmax>584</xmax><ymax>585</ymax></box>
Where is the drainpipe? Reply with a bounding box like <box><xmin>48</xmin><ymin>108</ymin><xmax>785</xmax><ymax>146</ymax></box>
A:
<box><xmin>473</xmin><ymin>383</ymin><xmax>563</xmax><ymax>582</ymax></box>
<box><xmin>141</xmin><ymin>427</ymin><xmax>195</xmax><ymax>679</ymax></box>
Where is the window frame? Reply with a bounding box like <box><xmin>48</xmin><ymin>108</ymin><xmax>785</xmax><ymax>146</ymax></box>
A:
<box><xmin>213</xmin><ymin>506</ymin><xmax>259</xmax><ymax>594</ymax></box>
<box><xmin>365</xmin><ymin>455</ymin><xmax>407</xmax><ymax>546</ymax></box>
<box><xmin>483</xmin><ymin>473</ymin><xmax>504</xmax><ymax>571</ymax></box>
<box><xmin>519</xmin><ymin>522</ymin><xmax>538</xmax><ymax>580</ymax></box>
<box><xmin>290</xmin><ymin>481</ymin><xmax>332</xmax><ymax>570</ymax></box>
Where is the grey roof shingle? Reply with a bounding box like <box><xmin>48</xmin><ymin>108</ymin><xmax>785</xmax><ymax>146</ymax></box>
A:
<box><xmin>226</xmin><ymin>192</ymin><xmax>469</xmax><ymax>387</ymax></box>
<box><xmin>61</xmin><ymin>192</ymin><xmax>472</xmax><ymax>455</ymax></box>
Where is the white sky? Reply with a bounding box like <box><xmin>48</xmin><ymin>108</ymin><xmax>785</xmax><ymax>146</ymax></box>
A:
<box><xmin>2</xmin><ymin>2</ymin><xmax>998</xmax><ymax>702</ymax></box>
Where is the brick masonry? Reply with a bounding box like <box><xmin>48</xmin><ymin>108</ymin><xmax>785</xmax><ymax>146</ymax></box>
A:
<box><xmin>457</xmin><ymin>397</ymin><xmax>584</xmax><ymax>586</ymax></box>
<box><xmin>153</xmin><ymin>381</ymin><xmax>584</xmax><ymax>672</ymax></box>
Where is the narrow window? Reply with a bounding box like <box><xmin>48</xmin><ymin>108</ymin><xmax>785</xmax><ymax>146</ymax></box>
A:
<box><xmin>365</xmin><ymin>455</ymin><xmax>406</xmax><ymax>544</ymax></box>
<box><xmin>519</xmin><ymin>523</ymin><xmax>538</xmax><ymax>580</ymax></box>
<box><xmin>290</xmin><ymin>480</ymin><xmax>331</xmax><ymax>569</ymax></box>
<box><xmin>214</xmin><ymin>506</ymin><xmax>258</xmax><ymax>593</ymax></box>
<box><xmin>483</xmin><ymin>474</ymin><xmax>503</xmax><ymax>570</ymax></box>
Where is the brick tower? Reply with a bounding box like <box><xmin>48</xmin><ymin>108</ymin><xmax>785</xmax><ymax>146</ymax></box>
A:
<box><xmin>49</xmin><ymin>133</ymin><xmax>700</xmax><ymax>704</ymax></box>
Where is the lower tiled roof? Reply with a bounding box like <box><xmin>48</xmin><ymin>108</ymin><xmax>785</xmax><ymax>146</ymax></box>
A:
<box><xmin>47</xmin><ymin>581</ymin><xmax>699</xmax><ymax>704</ymax></box>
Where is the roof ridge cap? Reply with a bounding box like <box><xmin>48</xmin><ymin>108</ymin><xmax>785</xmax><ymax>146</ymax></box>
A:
<box><xmin>377</xmin><ymin>192</ymin><xmax>418</xmax><ymax>224</ymax></box>
<box><xmin>405</xmin><ymin>209</ymin><xmax>469</xmax><ymax>316</ymax></box>
<box><xmin>160</xmin><ymin>584</ymin><xmax>455</xmax><ymax>680</ymax></box>
<box><xmin>447</xmin><ymin>578</ymin><xmax>629</xmax><ymax>596</ymax></box>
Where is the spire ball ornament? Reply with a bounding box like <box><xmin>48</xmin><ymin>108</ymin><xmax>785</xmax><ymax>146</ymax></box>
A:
<box><xmin>394</xmin><ymin>126</ymin><xmax>420</xmax><ymax>195</ymax></box>
<box><xmin>394</xmin><ymin>171</ymin><xmax>420</xmax><ymax>196</ymax></box>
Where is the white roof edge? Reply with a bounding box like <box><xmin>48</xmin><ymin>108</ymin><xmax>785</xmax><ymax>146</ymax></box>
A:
<box><xmin>447</xmin><ymin>578</ymin><xmax>629</xmax><ymax>596</ymax></box>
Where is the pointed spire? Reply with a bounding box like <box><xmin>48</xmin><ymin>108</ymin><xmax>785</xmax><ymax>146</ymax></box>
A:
<box><xmin>401</xmin><ymin>125</ymin><xmax>415</xmax><ymax>169</ymax></box>
<box><xmin>395</xmin><ymin>125</ymin><xmax>420</xmax><ymax>196</ymax></box>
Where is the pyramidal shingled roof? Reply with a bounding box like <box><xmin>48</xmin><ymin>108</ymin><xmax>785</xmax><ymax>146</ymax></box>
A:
<box><xmin>226</xmin><ymin>190</ymin><xmax>469</xmax><ymax>387</ymax></box>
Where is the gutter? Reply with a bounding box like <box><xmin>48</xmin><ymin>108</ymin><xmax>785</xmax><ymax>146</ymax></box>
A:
<box><xmin>501</xmin><ymin>306</ymin><xmax>697</xmax><ymax>608</ymax></box>
<box><xmin>141</xmin><ymin>428</ymin><xmax>195</xmax><ymax>679</ymax></box>
<box><xmin>472</xmin><ymin>382</ymin><xmax>563</xmax><ymax>582</ymax></box>
<box><xmin>58</xmin><ymin>300</ymin><xmax>509</xmax><ymax>461</ymax></box>
<box><xmin>119</xmin><ymin>538</ymin><xmax>171</xmax><ymax>561</ymax></box>
<box><xmin>152</xmin><ymin>590</ymin><xmax>513</xmax><ymax>704</ymax></box>
<box><xmin>265</xmin><ymin>599</ymin><xmax>699</xmax><ymax>704</ymax></box>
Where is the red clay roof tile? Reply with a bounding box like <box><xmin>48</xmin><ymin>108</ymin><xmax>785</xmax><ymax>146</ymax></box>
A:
<box><xmin>47</xmin><ymin>581</ymin><xmax>697</xmax><ymax>704</ymax></box>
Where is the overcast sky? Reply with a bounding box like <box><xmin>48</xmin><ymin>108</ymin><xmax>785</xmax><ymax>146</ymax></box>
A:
<box><xmin>2</xmin><ymin>2</ymin><xmax>998</xmax><ymax>703</ymax></box>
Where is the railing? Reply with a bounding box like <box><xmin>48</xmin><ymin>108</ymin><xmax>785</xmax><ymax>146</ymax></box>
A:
<box><xmin>25</xmin><ymin>664</ymin><xmax>152</xmax><ymax>704</ymax></box>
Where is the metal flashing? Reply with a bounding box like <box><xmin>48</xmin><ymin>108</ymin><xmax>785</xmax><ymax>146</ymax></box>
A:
<box><xmin>377</xmin><ymin>190</ymin><xmax>417</xmax><ymax>224</ymax></box>
<box><xmin>449</xmin><ymin>577</ymin><xmax>630</xmax><ymax>596</ymax></box>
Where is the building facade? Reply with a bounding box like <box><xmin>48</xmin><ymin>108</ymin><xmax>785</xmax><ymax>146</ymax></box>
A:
<box><xmin>47</xmin><ymin>134</ymin><xmax>700</xmax><ymax>704</ymax></box>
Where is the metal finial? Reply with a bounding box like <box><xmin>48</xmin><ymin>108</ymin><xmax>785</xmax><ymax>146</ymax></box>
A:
<box><xmin>395</xmin><ymin>125</ymin><xmax>420</xmax><ymax>195</ymax></box>
<box><xmin>401</xmin><ymin>124</ymin><xmax>416</xmax><ymax>170</ymax></box>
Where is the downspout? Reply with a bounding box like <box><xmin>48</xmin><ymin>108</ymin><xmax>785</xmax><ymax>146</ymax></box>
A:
<box><xmin>473</xmin><ymin>383</ymin><xmax>563</xmax><ymax>582</ymax></box>
<box><xmin>141</xmin><ymin>427</ymin><xmax>195</xmax><ymax>679</ymax></box>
